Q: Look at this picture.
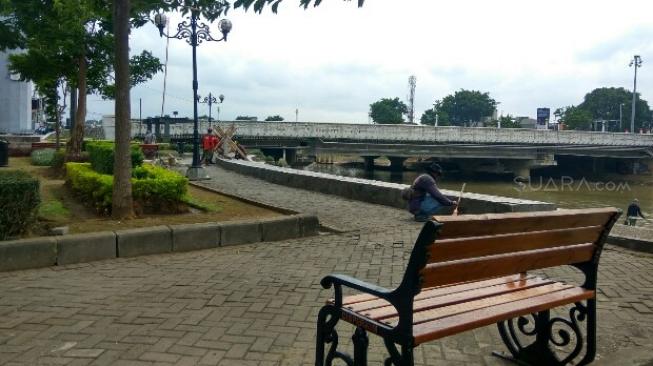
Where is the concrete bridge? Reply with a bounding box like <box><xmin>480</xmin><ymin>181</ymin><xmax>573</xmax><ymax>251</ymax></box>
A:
<box><xmin>120</xmin><ymin>117</ymin><xmax>653</xmax><ymax>177</ymax></box>
<box><xmin>204</xmin><ymin>122</ymin><xmax>652</xmax><ymax>177</ymax></box>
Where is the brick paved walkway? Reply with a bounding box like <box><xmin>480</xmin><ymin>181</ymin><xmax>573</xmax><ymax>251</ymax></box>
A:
<box><xmin>0</xmin><ymin>165</ymin><xmax>652</xmax><ymax>365</ymax></box>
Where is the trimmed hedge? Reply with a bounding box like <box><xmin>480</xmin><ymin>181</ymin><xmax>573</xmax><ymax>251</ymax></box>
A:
<box><xmin>66</xmin><ymin>163</ymin><xmax>187</xmax><ymax>214</ymax></box>
<box><xmin>50</xmin><ymin>149</ymin><xmax>66</xmax><ymax>172</ymax></box>
<box><xmin>86</xmin><ymin>142</ymin><xmax>144</xmax><ymax>175</ymax></box>
<box><xmin>0</xmin><ymin>170</ymin><xmax>41</xmax><ymax>240</ymax></box>
<box><xmin>31</xmin><ymin>148</ymin><xmax>56</xmax><ymax>166</ymax></box>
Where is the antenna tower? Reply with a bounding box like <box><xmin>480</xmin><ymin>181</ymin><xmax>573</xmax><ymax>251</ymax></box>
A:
<box><xmin>407</xmin><ymin>75</ymin><xmax>416</xmax><ymax>123</ymax></box>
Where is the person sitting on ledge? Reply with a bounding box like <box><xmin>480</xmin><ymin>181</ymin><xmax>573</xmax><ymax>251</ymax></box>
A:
<box><xmin>408</xmin><ymin>162</ymin><xmax>457</xmax><ymax>222</ymax></box>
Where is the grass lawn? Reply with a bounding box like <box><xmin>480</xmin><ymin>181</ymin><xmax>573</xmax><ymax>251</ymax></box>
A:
<box><xmin>7</xmin><ymin>157</ymin><xmax>282</xmax><ymax>237</ymax></box>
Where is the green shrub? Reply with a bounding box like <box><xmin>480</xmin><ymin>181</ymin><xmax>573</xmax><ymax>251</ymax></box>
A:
<box><xmin>86</xmin><ymin>142</ymin><xmax>144</xmax><ymax>175</ymax></box>
<box><xmin>66</xmin><ymin>163</ymin><xmax>113</xmax><ymax>213</ymax></box>
<box><xmin>132</xmin><ymin>164</ymin><xmax>188</xmax><ymax>211</ymax></box>
<box><xmin>0</xmin><ymin>170</ymin><xmax>40</xmax><ymax>240</ymax></box>
<box><xmin>50</xmin><ymin>149</ymin><xmax>67</xmax><ymax>172</ymax></box>
<box><xmin>65</xmin><ymin>162</ymin><xmax>187</xmax><ymax>214</ymax></box>
<box><xmin>31</xmin><ymin>148</ymin><xmax>56</xmax><ymax>166</ymax></box>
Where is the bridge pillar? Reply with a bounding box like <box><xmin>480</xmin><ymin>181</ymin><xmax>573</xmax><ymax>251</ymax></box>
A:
<box><xmin>506</xmin><ymin>161</ymin><xmax>532</xmax><ymax>181</ymax></box>
<box><xmin>284</xmin><ymin>149</ymin><xmax>297</xmax><ymax>166</ymax></box>
<box><xmin>362</xmin><ymin>156</ymin><xmax>378</xmax><ymax>172</ymax></box>
<box><xmin>388</xmin><ymin>156</ymin><xmax>407</xmax><ymax>172</ymax></box>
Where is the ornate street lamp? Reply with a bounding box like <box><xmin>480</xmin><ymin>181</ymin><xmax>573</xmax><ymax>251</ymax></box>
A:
<box><xmin>154</xmin><ymin>2</ymin><xmax>232</xmax><ymax>180</ymax></box>
<box><xmin>197</xmin><ymin>93</ymin><xmax>224</xmax><ymax>126</ymax></box>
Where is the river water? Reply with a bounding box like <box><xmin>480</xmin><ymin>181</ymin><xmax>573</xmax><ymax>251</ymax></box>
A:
<box><xmin>301</xmin><ymin>163</ymin><xmax>653</xmax><ymax>227</ymax></box>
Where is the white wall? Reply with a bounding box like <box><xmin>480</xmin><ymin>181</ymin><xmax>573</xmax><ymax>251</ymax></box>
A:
<box><xmin>0</xmin><ymin>50</ymin><xmax>32</xmax><ymax>134</ymax></box>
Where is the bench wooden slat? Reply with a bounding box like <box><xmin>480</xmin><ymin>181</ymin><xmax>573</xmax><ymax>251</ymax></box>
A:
<box><xmin>362</xmin><ymin>276</ymin><xmax>554</xmax><ymax>321</ymax></box>
<box><xmin>433</xmin><ymin>208</ymin><xmax>616</xmax><ymax>239</ymax></box>
<box><xmin>420</xmin><ymin>243</ymin><xmax>595</xmax><ymax>288</ymax></box>
<box><xmin>343</xmin><ymin>274</ymin><xmax>537</xmax><ymax>312</ymax></box>
<box><xmin>383</xmin><ymin>282</ymin><xmax>574</xmax><ymax>326</ymax></box>
<box><xmin>428</xmin><ymin>225</ymin><xmax>603</xmax><ymax>262</ymax></box>
<box><xmin>412</xmin><ymin>287</ymin><xmax>594</xmax><ymax>345</ymax></box>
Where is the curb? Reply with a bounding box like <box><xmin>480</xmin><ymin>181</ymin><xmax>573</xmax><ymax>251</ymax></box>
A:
<box><xmin>0</xmin><ymin>214</ymin><xmax>320</xmax><ymax>273</ymax></box>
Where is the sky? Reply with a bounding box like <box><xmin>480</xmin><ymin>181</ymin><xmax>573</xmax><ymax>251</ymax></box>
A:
<box><xmin>86</xmin><ymin>0</ymin><xmax>653</xmax><ymax>124</ymax></box>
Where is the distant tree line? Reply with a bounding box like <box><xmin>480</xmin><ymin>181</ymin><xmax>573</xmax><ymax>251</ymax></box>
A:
<box><xmin>370</xmin><ymin>86</ymin><xmax>653</xmax><ymax>131</ymax></box>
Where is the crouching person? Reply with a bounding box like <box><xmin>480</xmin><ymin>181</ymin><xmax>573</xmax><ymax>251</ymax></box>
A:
<box><xmin>408</xmin><ymin>163</ymin><xmax>457</xmax><ymax>222</ymax></box>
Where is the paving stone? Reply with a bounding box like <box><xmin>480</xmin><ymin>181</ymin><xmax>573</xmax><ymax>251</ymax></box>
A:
<box><xmin>0</xmin><ymin>166</ymin><xmax>651</xmax><ymax>365</ymax></box>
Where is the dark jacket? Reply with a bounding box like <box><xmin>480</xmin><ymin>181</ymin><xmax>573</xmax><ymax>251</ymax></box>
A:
<box><xmin>408</xmin><ymin>174</ymin><xmax>455</xmax><ymax>214</ymax></box>
<box><xmin>627</xmin><ymin>203</ymin><xmax>645</xmax><ymax>218</ymax></box>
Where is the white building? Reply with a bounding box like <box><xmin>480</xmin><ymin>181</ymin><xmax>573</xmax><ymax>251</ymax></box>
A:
<box><xmin>0</xmin><ymin>50</ymin><xmax>33</xmax><ymax>134</ymax></box>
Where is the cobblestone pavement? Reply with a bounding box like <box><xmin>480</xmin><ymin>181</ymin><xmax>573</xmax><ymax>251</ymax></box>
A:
<box><xmin>194</xmin><ymin>164</ymin><xmax>423</xmax><ymax>232</ymax></box>
<box><xmin>0</xmin><ymin>166</ymin><xmax>652</xmax><ymax>365</ymax></box>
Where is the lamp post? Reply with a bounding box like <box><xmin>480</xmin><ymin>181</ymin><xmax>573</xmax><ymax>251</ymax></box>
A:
<box><xmin>629</xmin><ymin>55</ymin><xmax>642</xmax><ymax>133</ymax></box>
<box><xmin>619</xmin><ymin>103</ymin><xmax>624</xmax><ymax>131</ymax></box>
<box><xmin>154</xmin><ymin>3</ymin><xmax>232</xmax><ymax>180</ymax></box>
<box><xmin>197</xmin><ymin>93</ymin><xmax>224</xmax><ymax>127</ymax></box>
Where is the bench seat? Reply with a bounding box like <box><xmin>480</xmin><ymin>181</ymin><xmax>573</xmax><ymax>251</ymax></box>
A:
<box><xmin>333</xmin><ymin>274</ymin><xmax>594</xmax><ymax>345</ymax></box>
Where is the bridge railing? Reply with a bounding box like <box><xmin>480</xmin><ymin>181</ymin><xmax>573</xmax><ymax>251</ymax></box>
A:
<box><xmin>211</xmin><ymin>122</ymin><xmax>653</xmax><ymax>147</ymax></box>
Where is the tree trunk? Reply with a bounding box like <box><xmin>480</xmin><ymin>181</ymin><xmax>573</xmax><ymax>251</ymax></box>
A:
<box><xmin>67</xmin><ymin>56</ymin><xmax>87</xmax><ymax>160</ymax></box>
<box><xmin>111</xmin><ymin>0</ymin><xmax>134</xmax><ymax>219</ymax></box>
<box><xmin>54</xmin><ymin>97</ymin><xmax>61</xmax><ymax>150</ymax></box>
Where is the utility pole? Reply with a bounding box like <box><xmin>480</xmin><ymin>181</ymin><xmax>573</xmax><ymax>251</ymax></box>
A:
<box><xmin>433</xmin><ymin>102</ymin><xmax>438</xmax><ymax>127</ymax></box>
<box><xmin>295</xmin><ymin>108</ymin><xmax>298</xmax><ymax>122</ymax></box>
<box><xmin>630</xmin><ymin>55</ymin><xmax>642</xmax><ymax>133</ymax></box>
<box><xmin>407</xmin><ymin>76</ymin><xmax>416</xmax><ymax>124</ymax></box>
<box><xmin>619</xmin><ymin>103</ymin><xmax>623</xmax><ymax>131</ymax></box>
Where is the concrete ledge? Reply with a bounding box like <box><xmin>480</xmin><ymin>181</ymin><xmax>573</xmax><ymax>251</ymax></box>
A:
<box><xmin>260</xmin><ymin>216</ymin><xmax>300</xmax><ymax>242</ymax></box>
<box><xmin>171</xmin><ymin>222</ymin><xmax>221</xmax><ymax>252</ymax></box>
<box><xmin>0</xmin><ymin>237</ymin><xmax>56</xmax><ymax>271</ymax></box>
<box><xmin>608</xmin><ymin>224</ymin><xmax>653</xmax><ymax>253</ymax></box>
<box><xmin>116</xmin><ymin>226</ymin><xmax>172</xmax><ymax>257</ymax></box>
<box><xmin>57</xmin><ymin>231</ymin><xmax>116</xmax><ymax>265</ymax></box>
<box><xmin>220</xmin><ymin>221</ymin><xmax>261</xmax><ymax>246</ymax></box>
<box><xmin>216</xmin><ymin>159</ymin><xmax>557</xmax><ymax>214</ymax></box>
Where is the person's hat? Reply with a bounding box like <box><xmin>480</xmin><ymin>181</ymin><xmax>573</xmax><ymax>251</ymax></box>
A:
<box><xmin>426</xmin><ymin>162</ymin><xmax>443</xmax><ymax>175</ymax></box>
<box><xmin>207</xmin><ymin>128</ymin><xmax>213</xmax><ymax>132</ymax></box>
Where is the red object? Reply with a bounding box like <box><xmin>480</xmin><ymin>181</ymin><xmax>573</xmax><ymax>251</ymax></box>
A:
<box><xmin>202</xmin><ymin>134</ymin><xmax>218</xmax><ymax>150</ymax></box>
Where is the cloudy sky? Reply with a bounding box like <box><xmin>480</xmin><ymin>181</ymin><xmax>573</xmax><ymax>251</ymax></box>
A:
<box><xmin>87</xmin><ymin>0</ymin><xmax>653</xmax><ymax>123</ymax></box>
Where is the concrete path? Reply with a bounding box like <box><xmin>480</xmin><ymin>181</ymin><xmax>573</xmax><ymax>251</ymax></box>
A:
<box><xmin>1</xmin><ymin>165</ymin><xmax>652</xmax><ymax>365</ymax></box>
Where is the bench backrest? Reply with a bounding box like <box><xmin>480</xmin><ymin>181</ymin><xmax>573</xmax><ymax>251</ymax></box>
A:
<box><xmin>401</xmin><ymin>208</ymin><xmax>620</xmax><ymax>292</ymax></box>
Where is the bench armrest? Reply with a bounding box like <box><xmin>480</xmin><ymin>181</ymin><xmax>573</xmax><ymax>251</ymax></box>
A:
<box><xmin>321</xmin><ymin>274</ymin><xmax>392</xmax><ymax>307</ymax></box>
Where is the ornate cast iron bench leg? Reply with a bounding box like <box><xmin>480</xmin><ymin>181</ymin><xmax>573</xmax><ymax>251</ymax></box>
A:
<box><xmin>316</xmin><ymin>305</ymin><xmax>354</xmax><ymax>366</ymax></box>
<box><xmin>352</xmin><ymin>327</ymin><xmax>369</xmax><ymax>366</ymax></box>
<box><xmin>493</xmin><ymin>300</ymin><xmax>596</xmax><ymax>365</ymax></box>
<box><xmin>383</xmin><ymin>339</ymin><xmax>415</xmax><ymax>366</ymax></box>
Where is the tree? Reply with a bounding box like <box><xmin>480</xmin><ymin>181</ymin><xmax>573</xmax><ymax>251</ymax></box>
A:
<box><xmin>557</xmin><ymin>106</ymin><xmax>593</xmax><ymax>130</ymax></box>
<box><xmin>234</xmin><ymin>0</ymin><xmax>365</xmax><ymax>13</ymax></box>
<box><xmin>112</xmin><ymin>0</ymin><xmax>133</xmax><ymax>219</ymax></box>
<box><xmin>436</xmin><ymin>89</ymin><xmax>497</xmax><ymax>126</ymax></box>
<box><xmin>105</xmin><ymin>0</ymin><xmax>362</xmax><ymax>218</ymax></box>
<box><xmin>578</xmin><ymin>87</ymin><xmax>652</xmax><ymax>131</ymax></box>
<box><xmin>236</xmin><ymin>116</ymin><xmax>258</xmax><ymax>121</ymax></box>
<box><xmin>369</xmin><ymin>97</ymin><xmax>408</xmax><ymax>124</ymax></box>
<box><xmin>0</xmin><ymin>0</ymin><xmax>162</xmax><ymax>161</ymax></box>
<box><xmin>486</xmin><ymin>115</ymin><xmax>521</xmax><ymax>128</ymax></box>
<box><xmin>420</xmin><ymin>108</ymin><xmax>449</xmax><ymax>126</ymax></box>
<box><xmin>265</xmin><ymin>115</ymin><xmax>284</xmax><ymax>121</ymax></box>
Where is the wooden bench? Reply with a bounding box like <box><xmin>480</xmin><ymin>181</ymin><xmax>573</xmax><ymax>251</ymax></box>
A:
<box><xmin>315</xmin><ymin>207</ymin><xmax>620</xmax><ymax>366</ymax></box>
